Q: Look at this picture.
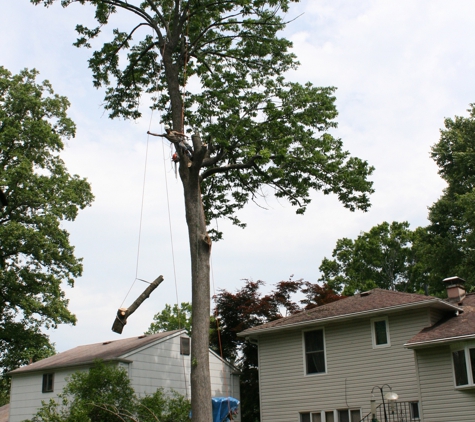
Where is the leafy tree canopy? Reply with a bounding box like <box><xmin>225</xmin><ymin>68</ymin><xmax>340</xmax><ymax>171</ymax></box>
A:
<box><xmin>421</xmin><ymin>104</ymin><xmax>475</xmax><ymax>292</ymax></box>
<box><xmin>145</xmin><ymin>302</ymin><xmax>192</xmax><ymax>335</ymax></box>
<box><xmin>318</xmin><ymin>221</ymin><xmax>418</xmax><ymax>295</ymax></box>
<box><xmin>0</xmin><ymin>67</ymin><xmax>94</xmax><ymax>402</ymax></box>
<box><xmin>31</xmin><ymin>0</ymin><xmax>374</xmax><ymax>238</ymax></box>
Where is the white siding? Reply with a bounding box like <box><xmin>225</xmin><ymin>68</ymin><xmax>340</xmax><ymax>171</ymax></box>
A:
<box><xmin>9</xmin><ymin>333</ymin><xmax>240</xmax><ymax>422</ymax></box>
<box><xmin>258</xmin><ymin>308</ymin><xmax>431</xmax><ymax>422</ymax></box>
<box><xmin>416</xmin><ymin>346</ymin><xmax>475</xmax><ymax>422</ymax></box>
<box><xmin>127</xmin><ymin>334</ymin><xmax>191</xmax><ymax>397</ymax></box>
<box><xmin>9</xmin><ymin>366</ymin><xmax>89</xmax><ymax>422</ymax></box>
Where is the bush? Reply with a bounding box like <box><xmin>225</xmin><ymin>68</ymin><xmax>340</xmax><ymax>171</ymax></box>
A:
<box><xmin>27</xmin><ymin>360</ymin><xmax>190</xmax><ymax>422</ymax></box>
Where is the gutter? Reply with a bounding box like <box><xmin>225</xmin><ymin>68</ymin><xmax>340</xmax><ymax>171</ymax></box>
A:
<box><xmin>405</xmin><ymin>333</ymin><xmax>475</xmax><ymax>349</ymax></box>
<box><xmin>238</xmin><ymin>299</ymin><xmax>461</xmax><ymax>338</ymax></box>
<box><xmin>6</xmin><ymin>358</ymin><xmax>133</xmax><ymax>376</ymax></box>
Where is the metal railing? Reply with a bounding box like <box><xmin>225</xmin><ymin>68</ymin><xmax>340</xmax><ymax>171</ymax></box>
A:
<box><xmin>360</xmin><ymin>401</ymin><xmax>420</xmax><ymax>422</ymax></box>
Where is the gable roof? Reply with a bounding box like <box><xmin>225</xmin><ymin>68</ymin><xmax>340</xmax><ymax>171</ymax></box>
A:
<box><xmin>406</xmin><ymin>293</ymin><xmax>475</xmax><ymax>348</ymax></box>
<box><xmin>238</xmin><ymin>288</ymin><xmax>461</xmax><ymax>337</ymax></box>
<box><xmin>9</xmin><ymin>330</ymin><xmax>184</xmax><ymax>375</ymax></box>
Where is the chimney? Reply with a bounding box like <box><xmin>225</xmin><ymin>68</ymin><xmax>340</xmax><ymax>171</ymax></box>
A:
<box><xmin>443</xmin><ymin>276</ymin><xmax>466</xmax><ymax>302</ymax></box>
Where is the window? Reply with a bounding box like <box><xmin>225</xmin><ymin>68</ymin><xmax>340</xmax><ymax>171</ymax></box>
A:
<box><xmin>338</xmin><ymin>409</ymin><xmax>360</xmax><ymax>422</ymax></box>
<box><xmin>300</xmin><ymin>413</ymin><xmax>322</xmax><ymax>422</ymax></box>
<box><xmin>452</xmin><ymin>345</ymin><xmax>475</xmax><ymax>387</ymax></box>
<box><xmin>42</xmin><ymin>373</ymin><xmax>54</xmax><ymax>393</ymax></box>
<box><xmin>410</xmin><ymin>402</ymin><xmax>420</xmax><ymax>419</ymax></box>
<box><xmin>304</xmin><ymin>329</ymin><xmax>326</xmax><ymax>374</ymax></box>
<box><xmin>180</xmin><ymin>337</ymin><xmax>190</xmax><ymax>355</ymax></box>
<box><xmin>371</xmin><ymin>317</ymin><xmax>390</xmax><ymax>348</ymax></box>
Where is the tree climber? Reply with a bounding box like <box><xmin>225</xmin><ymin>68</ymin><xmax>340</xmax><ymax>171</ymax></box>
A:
<box><xmin>147</xmin><ymin>125</ymin><xmax>193</xmax><ymax>159</ymax></box>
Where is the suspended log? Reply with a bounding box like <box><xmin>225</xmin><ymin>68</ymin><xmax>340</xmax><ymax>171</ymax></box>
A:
<box><xmin>111</xmin><ymin>275</ymin><xmax>164</xmax><ymax>334</ymax></box>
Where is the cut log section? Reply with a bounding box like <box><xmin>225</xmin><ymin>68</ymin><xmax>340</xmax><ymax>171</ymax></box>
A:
<box><xmin>111</xmin><ymin>275</ymin><xmax>164</xmax><ymax>334</ymax></box>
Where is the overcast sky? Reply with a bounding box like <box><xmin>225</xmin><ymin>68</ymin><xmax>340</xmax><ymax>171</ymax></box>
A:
<box><xmin>2</xmin><ymin>0</ymin><xmax>475</xmax><ymax>353</ymax></box>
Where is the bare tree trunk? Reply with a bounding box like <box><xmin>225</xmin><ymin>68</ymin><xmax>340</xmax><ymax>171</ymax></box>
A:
<box><xmin>163</xmin><ymin>36</ymin><xmax>212</xmax><ymax>417</ymax></box>
<box><xmin>180</xmin><ymin>136</ymin><xmax>212</xmax><ymax>422</ymax></box>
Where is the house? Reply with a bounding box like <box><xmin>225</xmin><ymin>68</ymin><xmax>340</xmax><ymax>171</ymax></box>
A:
<box><xmin>8</xmin><ymin>330</ymin><xmax>240</xmax><ymax>422</ymax></box>
<box><xmin>238</xmin><ymin>278</ymin><xmax>475</xmax><ymax>422</ymax></box>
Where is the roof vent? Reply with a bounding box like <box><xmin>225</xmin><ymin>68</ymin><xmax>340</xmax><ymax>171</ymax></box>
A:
<box><xmin>360</xmin><ymin>291</ymin><xmax>371</xmax><ymax>297</ymax></box>
<box><xmin>138</xmin><ymin>335</ymin><xmax>147</xmax><ymax>339</ymax></box>
<box><xmin>103</xmin><ymin>341</ymin><xmax>112</xmax><ymax>345</ymax></box>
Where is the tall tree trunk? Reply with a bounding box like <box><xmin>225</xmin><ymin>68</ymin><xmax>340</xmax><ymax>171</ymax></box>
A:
<box><xmin>180</xmin><ymin>140</ymin><xmax>212</xmax><ymax>422</ymax></box>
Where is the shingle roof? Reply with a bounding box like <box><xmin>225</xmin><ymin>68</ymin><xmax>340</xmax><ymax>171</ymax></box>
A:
<box><xmin>0</xmin><ymin>404</ymin><xmax>9</xmax><ymax>422</ymax></box>
<box><xmin>9</xmin><ymin>330</ymin><xmax>183</xmax><ymax>375</ymax></box>
<box><xmin>406</xmin><ymin>294</ymin><xmax>475</xmax><ymax>347</ymax></box>
<box><xmin>238</xmin><ymin>288</ymin><xmax>460</xmax><ymax>337</ymax></box>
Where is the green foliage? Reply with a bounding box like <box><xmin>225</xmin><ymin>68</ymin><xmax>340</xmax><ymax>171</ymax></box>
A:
<box><xmin>318</xmin><ymin>104</ymin><xmax>475</xmax><ymax>297</ymax></box>
<box><xmin>0</xmin><ymin>66</ymin><xmax>93</xmax><ymax>403</ymax></box>
<box><xmin>319</xmin><ymin>221</ymin><xmax>418</xmax><ymax>295</ymax></box>
<box><xmin>137</xmin><ymin>389</ymin><xmax>191</xmax><ymax>422</ymax></box>
<box><xmin>31</xmin><ymin>0</ymin><xmax>374</xmax><ymax>240</ymax></box>
<box><xmin>28</xmin><ymin>361</ymin><xmax>191</xmax><ymax>422</ymax></box>
<box><xmin>421</xmin><ymin>104</ymin><xmax>475</xmax><ymax>293</ymax></box>
<box><xmin>62</xmin><ymin>361</ymin><xmax>137</xmax><ymax>422</ymax></box>
<box><xmin>145</xmin><ymin>302</ymin><xmax>192</xmax><ymax>336</ymax></box>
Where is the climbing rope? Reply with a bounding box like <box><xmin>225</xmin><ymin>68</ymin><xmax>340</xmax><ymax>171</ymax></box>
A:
<box><xmin>119</xmin><ymin>114</ymin><xmax>153</xmax><ymax>309</ymax></box>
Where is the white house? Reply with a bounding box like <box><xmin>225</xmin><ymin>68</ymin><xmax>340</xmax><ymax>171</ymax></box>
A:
<box><xmin>8</xmin><ymin>330</ymin><xmax>240</xmax><ymax>422</ymax></box>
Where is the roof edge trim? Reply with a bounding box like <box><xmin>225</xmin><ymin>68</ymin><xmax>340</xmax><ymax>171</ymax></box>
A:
<box><xmin>405</xmin><ymin>334</ymin><xmax>475</xmax><ymax>349</ymax></box>
<box><xmin>238</xmin><ymin>298</ymin><xmax>460</xmax><ymax>338</ymax></box>
<box><xmin>7</xmin><ymin>358</ymin><xmax>133</xmax><ymax>376</ymax></box>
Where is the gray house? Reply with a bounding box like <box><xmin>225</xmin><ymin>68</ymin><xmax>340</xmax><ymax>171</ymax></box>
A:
<box><xmin>239</xmin><ymin>278</ymin><xmax>475</xmax><ymax>422</ymax></box>
<box><xmin>8</xmin><ymin>330</ymin><xmax>240</xmax><ymax>422</ymax></box>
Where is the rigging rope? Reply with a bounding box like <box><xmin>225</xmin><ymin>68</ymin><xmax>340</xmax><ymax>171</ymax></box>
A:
<box><xmin>119</xmin><ymin>114</ymin><xmax>153</xmax><ymax>309</ymax></box>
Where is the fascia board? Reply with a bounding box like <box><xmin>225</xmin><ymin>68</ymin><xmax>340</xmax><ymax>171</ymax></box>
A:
<box><xmin>405</xmin><ymin>334</ymin><xmax>475</xmax><ymax>349</ymax></box>
<box><xmin>7</xmin><ymin>358</ymin><xmax>133</xmax><ymax>376</ymax></box>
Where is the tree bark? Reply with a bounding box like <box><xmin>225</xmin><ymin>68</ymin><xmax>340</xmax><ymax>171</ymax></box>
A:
<box><xmin>180</xmin><ymin>136</ymin><xmax>212</xmax><ymax>422</ymax></box>
<box><xmin>162</xmin><ymin>34</ymin><xmax>212</xmax><ymax>419</ymax></box>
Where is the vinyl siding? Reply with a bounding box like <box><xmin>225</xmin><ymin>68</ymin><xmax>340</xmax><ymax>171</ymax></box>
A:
<box><xmin>9</xmin><ymin>366</ymin><xmax>89</xmax><ymax>422</ymax></box>
<box><xmin>9</xmin><ymin>334</ymin><xmax>240</xmax><ymax>422</ymax></box>
<box><xmin>127</xmin><ymin>337</ymin><xmax>239</xmax><ymax>406</ymax></box>
<box><xmin>258</xmin><ymin>308</ymin><xmax>430</xmax><ymax>422</ymax></box>
<box><xmin>416</xmin><ymin>346</ymin><xmax>475</xmax><ymax>422</ymax></box>
<box><xmin>428</xmin><ymin>308</ymin><xmax>446</xmax><ymax>326</ymax></box>
<box><xmin>127</xmin><ymin>334</ymin><xmax>191</xmax><ymax>397</ymax></box>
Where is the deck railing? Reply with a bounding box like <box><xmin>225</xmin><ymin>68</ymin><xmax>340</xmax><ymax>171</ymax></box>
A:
<box><xmin>359</xmin><ymin>401</ymin><xmax>419</xmax><ymax>422</ymax></box>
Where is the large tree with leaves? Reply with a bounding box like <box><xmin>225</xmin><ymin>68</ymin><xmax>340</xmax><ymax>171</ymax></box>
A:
<box><xmin>319</xmin><ymin>221</ymin><xmax>420</xmax><ymax>295</ymax></box>
<box><xmin>0</xmin><ymin>67</ymin><xmax>94</xmax><ymax>403</ymax></box>
<box><xmin>32</xmin><ymin>1</ymin><xmax>374</xmax><ymax>419</ymax></box>
<box><xmin>420</xmin><ymin>104</ymin><xmax>475</xmax><ymax>293</ymax></box>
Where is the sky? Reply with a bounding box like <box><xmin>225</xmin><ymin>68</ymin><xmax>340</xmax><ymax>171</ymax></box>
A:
<box><xmin>2</xmin><ymin>0</ymin><xmax>475</xmax><ymax>353</ymax></box>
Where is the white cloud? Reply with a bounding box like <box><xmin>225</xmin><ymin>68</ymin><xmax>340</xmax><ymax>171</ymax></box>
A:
<box><xmin>2</xmin><ymin>0</ymin><xmax>475</xmax><ymax>352</ymax></box>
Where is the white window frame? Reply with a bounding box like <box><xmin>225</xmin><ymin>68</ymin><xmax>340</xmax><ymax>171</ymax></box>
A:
<box><xmin>302</xmin><ymin>328</ymin><xmax>327</xmax><ymax>376</ymax></box>
<box><xmin>300</xmin><ymin>409</ymin><xmax>359</xmax><ymax>422</ymax></box>
<box><xmin>451</xmin><ymin>343</ymin><xmax>475</xmax><ymax>389</ymax></box>
<box><xmin>371</xmin><ymin>316</ymin><xmax>390</xmax><ymax>348</ymax></box>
